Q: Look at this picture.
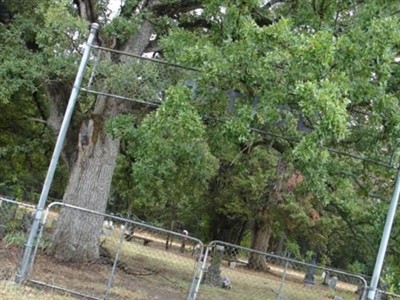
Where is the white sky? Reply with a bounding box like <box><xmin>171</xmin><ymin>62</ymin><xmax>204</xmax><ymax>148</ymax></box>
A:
<box><xmin>108</xmin><ymin>0</ymin><xmax>122</xmax><ymax>19</ymax></box>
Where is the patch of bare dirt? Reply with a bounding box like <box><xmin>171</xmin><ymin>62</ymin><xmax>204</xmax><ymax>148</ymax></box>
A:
<box><xmin>0</xmin><ymin>242</ymin><xmax>189</xmax><ymax>300</ymax></box>
<box><xmin>0</xmin><ymin>244</ymin><xmax>23</xmax><ymax>280</ymax></box>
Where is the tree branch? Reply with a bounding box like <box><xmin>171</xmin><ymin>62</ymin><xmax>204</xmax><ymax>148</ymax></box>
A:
<box><xmin>73</xmin><ymin>0</ymin><xmax>97</xmax><ymax>23</ymax></box>
<box><xmin>144</xmin><ymin>39</ymin><xmax>161</xmax><ymax>53</ymax></box>
<box><xmin>251</xmin><ymin>10</ymin><xmax>277</xmax><ymax>27</ymax></box>
<box><xmin>262</xmin><ymin>0</ymin><xmax>285</xmax><ymax>10</ymax></box>
<box><xmin>325</xmin><ymin>202</ymin><xmax>375</xmax><ymax>245</ymax></box>
<box><xmin>179</xmin><ymin>18</ymin><xmax>212</xmax><ymax>30</ymax></box>
<box><xmin>27</xmin><ymin>117</ymin><xmax>48</xmax><ymax>124</ymax></box>
<box><xmin>32</xmin><ymin>91</ymin><xmax>48</xmax><ymax>121</ymax></box>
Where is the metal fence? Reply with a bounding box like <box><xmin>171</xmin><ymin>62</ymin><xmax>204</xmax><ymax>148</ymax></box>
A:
<box><xmin>375</xmin><ymin>290</ymin><xmax>400</xmax><ymax>300</ymax></box>
<box><xmin>2</xmin><ymin>197</ymin><xmax>395</xmax><ymax>300</ymax></box>
<box><xmin>0</xmin><ymin>197</ymin><xmax>36</xmax><ymax>280</ymax></box>
<box><xmin>195</xmin><ymin>241</ymin><xmax>368</xmax><ymax>300</ymax></box>
<box><xmin>26</xmin><ymin>202</ymin><xmax>204</xmax><ymax>300</ymax></box>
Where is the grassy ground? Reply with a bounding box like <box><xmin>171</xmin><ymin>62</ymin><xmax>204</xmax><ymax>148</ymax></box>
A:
<box><xmin>0</xmin><ymin>280</ymin><xmax>74</xmax><ymax>300</ymax></box>
<box><xmin>1</xmin><ymin>229</ymin><xmax>360</xmax><ymax>300</ymax></box>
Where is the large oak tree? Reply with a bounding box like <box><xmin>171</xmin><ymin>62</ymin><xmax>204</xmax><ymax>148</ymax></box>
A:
<box><xmin>2</xmin><ymin>1</ymin><xmax>400</xmax><ymax>282</ymax></box>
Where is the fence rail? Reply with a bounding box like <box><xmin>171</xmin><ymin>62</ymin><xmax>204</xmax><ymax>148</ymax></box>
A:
<box><xmin>27</xmin><ymin>202</ymin><xmax>203</xmax><ymax>300</ymax></box>
<box><xmin>0</xmin><ymin>196</ymin><xmax>36</xmax><ymax>241</ymax></box>
<box><xmin>0</xmin><ymin>197</ymin><xmax>36</xmax><ymax>280</ymax></box>
<box><xmin>375</xmin><ymin>290</ymin><xmax>400</xmax><ymax>300</ymax></box>
<box><xmin>195</xmin><ymin>240</ymin><xmax>367</xmax><ymax>300</ymax></box>
<box><xmin>1</xmin><ymin>198</ymin><xmax>397</xmax><ymax>299</ymax></box>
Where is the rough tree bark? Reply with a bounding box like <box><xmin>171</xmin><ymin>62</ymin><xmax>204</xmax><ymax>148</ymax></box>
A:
<box><xmin>50</xmin><ymin>1</ymin><xmax>157</xmax><ymax>262</ymax></box>
<box><xmin>44</xmin><ymin>80</ymin><xmax>80</xmax><ymax>169</ymax></box>
<box><xmin>210</xmin><ymin>213</ymin><xmax>247</xmax><ymax>245</ymax></box>
<box><xmin>248</xmin><ymin>212</ymin><xmax>273</xmax><ymax>271</ymax></box>
<box><xmin>51</xmin><ymin>96</ymin><xmax>124</xmax><ymax>261</ymax></box>
<box><xmin>248</xmin><ymin>159</ymin><xmax>289</xmax><ymax>270</ymax></box>
<box><xmin>247</xmin><ymin>163</ymin><xmax>305</xmax><ymax>270</ymax></box>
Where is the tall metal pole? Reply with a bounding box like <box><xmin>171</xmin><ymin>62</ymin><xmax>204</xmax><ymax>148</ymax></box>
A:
<box><xmin>367</xmin><ymin>169</ymin><xmax>400</xmax><ymax>300</ymax></box>
<box><xmin>15</xmin><ymin>23</ymin><xmax>99</xmax><ymax>283</ymax></box>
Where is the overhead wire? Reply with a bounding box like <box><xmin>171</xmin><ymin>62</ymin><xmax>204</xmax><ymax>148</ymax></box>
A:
<box><xmin>81</xmin><ymin>45</ymin><xmax>397</xmax><ymax>170</ymax></box>
<box><xmin>92</xmin><ymin>45</ymin><xmax>200</xmax><ymax>72</ymax></box>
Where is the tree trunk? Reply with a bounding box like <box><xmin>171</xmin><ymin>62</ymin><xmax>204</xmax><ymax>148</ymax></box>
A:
<box><xmin>276</xmin><ymin>233</ymin><xmax>286</xmax><ymax>256</ymax></box>
<box><xmin>247</xmin><ymin>159</ymin><xmax>290</xmax><ymax>270</ymax></box>
<box><xmin>44</xmin><ymin>80</ymin><xmax>80</xmax><ymax>170</ymax></box>
<box><xmin>248</xmin><ymin>213</ymin><xmax>272</xmax><ymax>271</ymax></box>
<box><xmin>210</xmin><ymin>213</ymin><xmax>247</xmax><ymax>244</ymax></box>
<box><xmin>165</xmin><ymin>219</ymin><xmax>175</xmax><ymax>250</ymax></box>
<box><xmin>51</xmin><ymin>96</ymin><xmax>121</xmax><ymax>261</ymax></box>
<box><xmin>49</xmin><ymin>3</ymin><xmax>156</xmax><ymax>259</ymax></box>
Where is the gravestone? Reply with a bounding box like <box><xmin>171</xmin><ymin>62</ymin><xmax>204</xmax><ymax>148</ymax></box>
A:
<box><xmin>221</xmin><ymin>276</ymin><xmax>231</xmax><ymax>289</ymax></box>
<box><xmin>328</xmin><ymin>276</ymin><xmax>338</xmax><ymax>289</ymax></box>
<box><xmin>203</xmin><ymin>245</ymin><xmax>224</xmax><ymax>286</ymax></box>
<box><xmin>323</xmin><ymin>271</ymin><xmax>331</xmax><ymax>285</ymax></box>
<box><xmin>303</xmin><ymin>256</ymin><xmax>317</xmax><ymax>285</ymax></box>
<box><xmin>179</xmin><ymin>230</ymin><xmax>188</xmax><ymax>253</ymax></box>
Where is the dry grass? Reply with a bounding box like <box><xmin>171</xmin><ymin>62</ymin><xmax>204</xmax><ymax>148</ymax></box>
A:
<box><xmin>101</xmin><ymin>232</ymin><xmax>358</xmax><ymax>300</ymax></box>
<box><xmin>1</xmin><ymin>229</ymin><xmax>360</xmax><ymax>300</ymax></box>
<box><xmin>0</xmin><ymin>280</ymin><xmax>75</xmax><ymax>300</ymax></box>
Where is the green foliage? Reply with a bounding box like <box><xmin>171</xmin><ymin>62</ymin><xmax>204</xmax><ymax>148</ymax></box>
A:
<box><xmin>284</xmin><ymin>239</ymin><xmax>302</xmax><ymax>261</ymax></box>
<box><xmin>160</xmin><ymin>0</ymin><xmax>400</xmax><ymax>275</ymax></box>
<box><xmin>103</xmin><ymin>15</ymin><xmax>141</xmax><ymax>43</ymax></box>
<box><xmin>0</xmin><ymin>0</ymin><xmax>84</xmax><ymax>199</ymax></box>
<box><xmin>132</xmin><ymin>86</ymin><xmax>218</xmax><ymax>205</ymax></box>
<box><xmin>106</xmin><ymin>115</ymin><xmax>137</xmax><ymax>140</ymax></box>
<box><xmin>2</xmin><ymin>232</ymin><xmax>26</xmax><ymax>248</ymax></box>
<box><xmin>0</xmin><ymin>95</ymin><xmax>57</xmax><ymax>199</ymax></box>
<box><xmin>4</xmin><ymin>0</ymin><xmax>400</xmax><ymax>284</ymax></box>
<box><xmin>2</xmin><ymin>231</ymin><xmax>50</xmax><ymax>250</ymax></box>
<box><xmin>347</xmin><ymin>261</ymin><xmax>368</xmax><ymax>275</ymax></box>
<box><xmin>110</xmin><ymin>86</ymin><xmax>218</xmax><ymax>224</ymax></box>
<box><xmin>382</xmin><ymin>270</ymin><xmax>400</xmax><ymax>295</ymax></box>
<box><xmin>0</xmin><ymin>26</ymin><xmax>40</xmax><ymax>103</ymax></box>
<box><xmin>34</xmin><ymin>0</ymin><xmax>87</xmax><ymax>79</ymax></box>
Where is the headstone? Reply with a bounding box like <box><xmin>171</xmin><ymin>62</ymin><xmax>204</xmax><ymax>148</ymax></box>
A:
<box><xmin>203</xmin><ymin>245</ymin><xmax>224</xmax><ymax>286</ymax></box>
<box><xmin>323</xmin><ymin>271</ymin><xmax>331</xmax><ymax>285</ymax></box>
<box><xmin>221</xmin><ymin>276</ymin><xmax>231</xmax><ymax>289</ymax></box>
<box><xmin>180</xmin><ymin>230</ymin><xmax>189</xmax><ymax>253</ymax></box>
<box><xmin>303</xmin><ymin>256</ymin><xmax>316</xmax><ymax>285</ymax></box>
<box><xmin>229</xmin><ymin>261</ymin><xmax>236</xmax><ymax>269</ymax></box>
<box><xmin>328</xmin><ymin>276</ymin><xmax>338</xmax><ymax>289</ymax></box>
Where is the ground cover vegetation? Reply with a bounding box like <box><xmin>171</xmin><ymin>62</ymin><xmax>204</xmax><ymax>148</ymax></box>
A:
<box><xmin>0</xmin><ymin>224</ymin><xmax>360</xmax><ymax>300</ymax></box>
<box><xmin>1</xmin><ymin>0</ymin><xmax>400</xmax><ymax>293</ymax></box>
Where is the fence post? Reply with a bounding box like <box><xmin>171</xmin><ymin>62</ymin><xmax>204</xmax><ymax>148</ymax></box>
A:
<box><xmin>276</xmin><ymin>259</ymin><xmax>289</xmax><ymax>300</ymax></box>
<box><xmin>15</xmin><ymin>23</ymin><xmax>99</xmax><ymax>283</ymax></box>
<box><xmin>103</xmin><ymin>221</ymin><xmax>126</xmax><ymax>299</ymax></box>
<box><xmin>368</xmin><ymin>169</ymin><xmax>400</xmax><ymax>300</ymax></box>
<box><xmin>187</xmin><ymin>245</ymin><xmax>210</xmax><ymax>300</ymax></box>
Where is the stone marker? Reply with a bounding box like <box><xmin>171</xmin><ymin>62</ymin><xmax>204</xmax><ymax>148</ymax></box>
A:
<box><xmin>303</xmin><ymin>256</ymin><xmax>316</xmax><ymax>285</ymax></box>
<box><xmin>328</xmin><ymin>276</ymin><xmax>338</xmax><ymax>289</ymax></box>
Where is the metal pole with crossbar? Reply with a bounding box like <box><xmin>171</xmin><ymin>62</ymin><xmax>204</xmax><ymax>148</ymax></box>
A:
<box><xmin>367</xmin><ymin>169</ymin><xmax>400</xmax><ymax>300</ymax></box>
<box><xmin>15</xmin><ymin>23</ymin><xmax>99</xmax><ymax>283</ymax></box>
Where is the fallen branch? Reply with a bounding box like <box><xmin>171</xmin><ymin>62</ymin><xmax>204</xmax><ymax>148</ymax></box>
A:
<box><xmin>99</xmin><ymin>242</ymin><xmax>159</xmax><ymax>277</ymax></box>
